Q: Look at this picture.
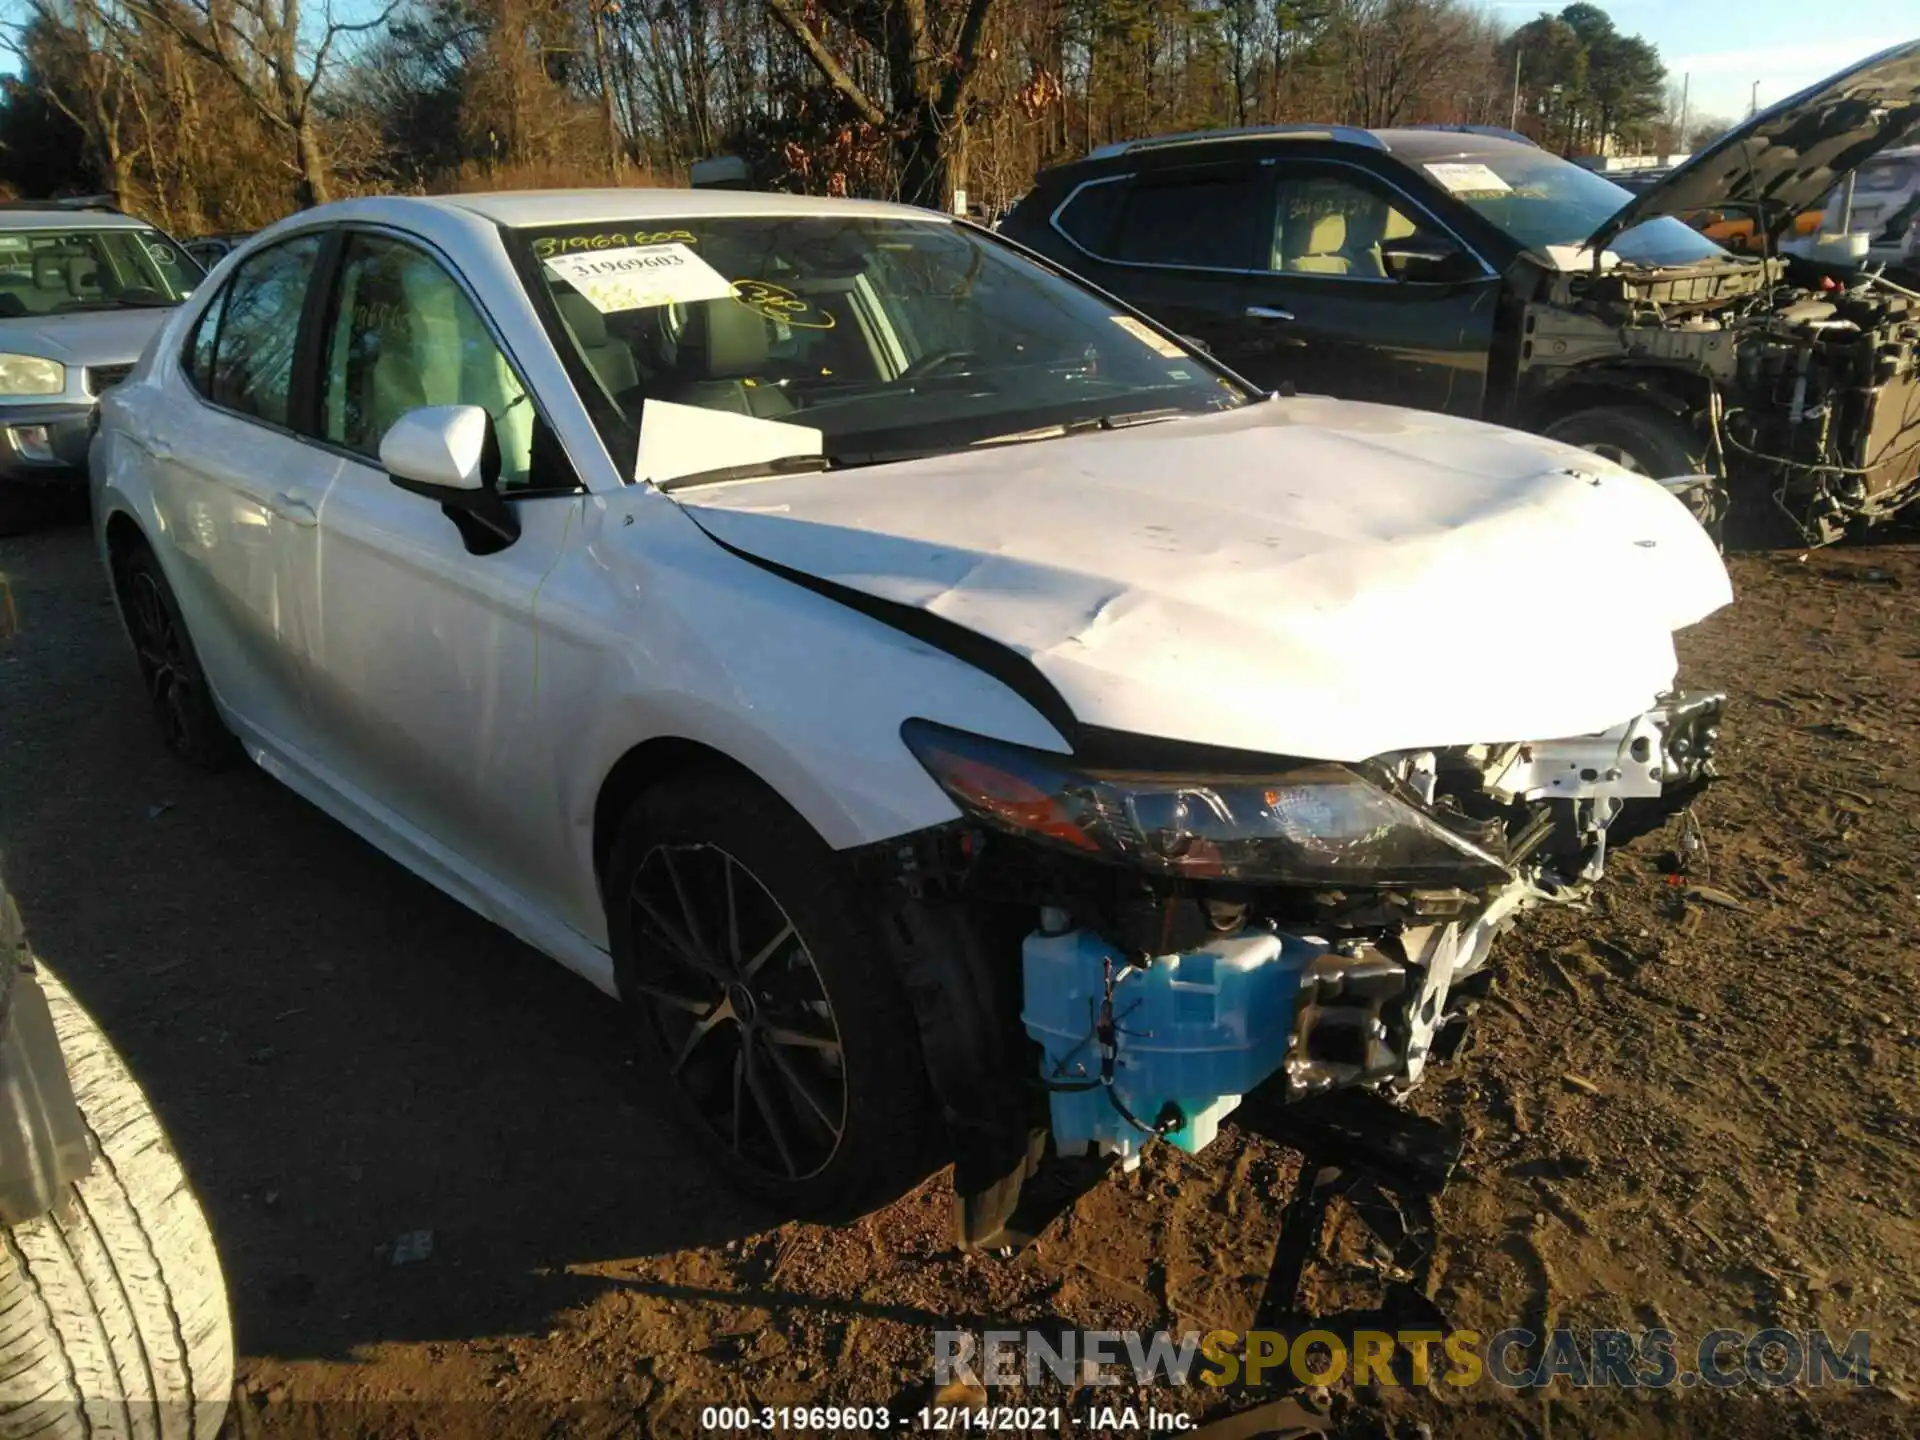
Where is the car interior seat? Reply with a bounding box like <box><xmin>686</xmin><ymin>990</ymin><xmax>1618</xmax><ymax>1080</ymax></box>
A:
<box><xmin>65</xmin><ymin>256</ymin><xmax>102</xmax><ymax>299</ymax></box>
<box><xmin>556</xmin><ymin>291</ymin><xmax>639</xmax><ymax>399</ymax></box>
<box><xmin>30</xmin><ymin>254</ymin><xmax>70</xmax><ymax>309</ymax></box>
<box><xmin>660</xmin><ymin>300</ymin><xmax>793</xmax><ymax>418</ymax></box>
<box><xmin>1281</xmin><ymin>211</ymin><xmax>1352</xmax><ymax>276</ymax></box>
<box><xmin>1337</xmin><ymin>196</ymin><xmax>1394</xmax><ymax>279</ymax></box>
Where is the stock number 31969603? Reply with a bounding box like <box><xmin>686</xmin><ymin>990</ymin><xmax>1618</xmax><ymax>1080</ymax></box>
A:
<box><xmin>699</xmin><ymin>1405</ymin><xmax>1065</xmax><ymax>1432</ymax></box>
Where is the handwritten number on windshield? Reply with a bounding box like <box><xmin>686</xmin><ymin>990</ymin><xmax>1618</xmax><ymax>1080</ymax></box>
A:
<box><xmin>730</xmin><ymin>279</ymin><xmax>835</xmax><ymax>330</ymax></box>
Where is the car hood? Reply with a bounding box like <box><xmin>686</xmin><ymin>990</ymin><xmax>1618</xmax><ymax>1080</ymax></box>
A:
<box><xmin>1587</xmin><ymin>39</ymin><xmax>1920</xmax><ymax>251</ymax></box>
<box><xmin>0</xmin><ymin>308</ymin><xmax>173</xmax><ymax>368</ymax></box>
<box><xmin>669</xmin><ymin>398</ymin><xmax>1732</xmax><ymax>763</ymax></box>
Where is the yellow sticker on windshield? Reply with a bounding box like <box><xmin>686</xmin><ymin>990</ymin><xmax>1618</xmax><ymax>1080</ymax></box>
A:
<box><xmin>1110</xmin><ymin>314</ymin><xmax>1187</xmax><ymax>358</ymax></box>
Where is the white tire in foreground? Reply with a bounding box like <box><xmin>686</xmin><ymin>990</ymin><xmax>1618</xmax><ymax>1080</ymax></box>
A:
<box><xmin>0</xmin><ymin>965</ymin><xmax>233</xmax><ymax>1440</ymax></box>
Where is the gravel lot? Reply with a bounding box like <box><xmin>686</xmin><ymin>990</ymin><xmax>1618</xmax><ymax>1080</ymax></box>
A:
<box><xmin>1</xmin><ymin>521</ymin><xmax>1916</xmax><ymax>1440</ymax></box>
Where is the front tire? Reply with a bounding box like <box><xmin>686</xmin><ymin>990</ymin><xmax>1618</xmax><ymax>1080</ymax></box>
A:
<box><xmin>1543</xmin><ymin>404</ymin><xmax>1705</xmax><ymax>478</ymax></box>
<box><xmin>0</xmin><ymin>966</ymin><xmax>234</xmax><ymax>1440</ymax></box>
<box><xmin>112</xmin><ymin>544</ymin><xmax>239</xmax><ymax>771</ymax></box>
<box><xmin>606</xmin><ymin>774</ymin><xmax>929</xmax><ymax>1218</ymax></box>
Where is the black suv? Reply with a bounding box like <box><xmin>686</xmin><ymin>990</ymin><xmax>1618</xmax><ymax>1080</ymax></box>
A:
<box><xmin>1001</xmin><ymin>43</ymin><xmax>1920</xmax><ymax>545</ymax></box>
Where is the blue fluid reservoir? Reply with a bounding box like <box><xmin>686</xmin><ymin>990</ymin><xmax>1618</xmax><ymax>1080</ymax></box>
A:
<box><xmin>1022</xmin><ymin>926</ymin><xmax>1320</xmax><ymax>1164</ymax></box>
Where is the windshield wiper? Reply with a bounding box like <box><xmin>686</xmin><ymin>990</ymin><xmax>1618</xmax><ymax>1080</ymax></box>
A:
<box><xmin>971</xmin><ymin>406</ymin><xmax>1195</xmax><ymax>449</ymax></box>
<box><xmin>1103</xmin><ymin>406</ymin><xmax>1190</xmax><ymax>429</ymax></box>
<box><xmin>655</xmin><ymin>453</ymin><xmax>835</xmax><ymax>492</ymax></box>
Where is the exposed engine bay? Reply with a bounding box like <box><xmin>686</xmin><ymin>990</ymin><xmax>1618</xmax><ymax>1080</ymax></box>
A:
<box><xmin>875</xmin><ymin>692</ymin><xmax>1722</xmax><ymax>1231</ymax></box>
<box><xmin>1523</xmin><ymin>255</ymin><xmax>1920</xmax><ymax>544</ymax></box>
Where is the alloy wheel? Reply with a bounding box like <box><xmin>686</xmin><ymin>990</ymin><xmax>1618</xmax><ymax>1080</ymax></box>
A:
<box><xmin>126</xmin><ymin>569</ymin><xmax>196</xmax><ymax>752</ymax></box>
<box><xmin>628</xmin><ymin>842</ymin><xmax>847</xmax><ymax>1182</ymax></box>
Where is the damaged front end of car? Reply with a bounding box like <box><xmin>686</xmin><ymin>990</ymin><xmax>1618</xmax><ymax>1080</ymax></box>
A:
<box><xmin>869</xmin><ymin>693</ymin><xmax>1723</xmax><ymax>1248</ymax></box>
<box><xmin>1521</xmin><ymin>257</ymin><xmax>1920</xmax><ymax>545</ymax></box>
<box><xmin>1523</xmin><ymin>37</ymin><xmax>1920</xmax><ymax>546</ymax></box>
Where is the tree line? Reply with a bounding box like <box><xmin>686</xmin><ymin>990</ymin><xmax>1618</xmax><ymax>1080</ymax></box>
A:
<box><xmin>0</xmin><ymin>0</ymin><xmax>1702</xmax><ymax>235</ymax></box>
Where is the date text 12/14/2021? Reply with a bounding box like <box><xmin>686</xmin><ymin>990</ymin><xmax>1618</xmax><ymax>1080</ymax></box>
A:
<box><xmin>698</xmin><ymin>1405</ymin><xmax>1200</xmax><ymax>1432</ymax></box>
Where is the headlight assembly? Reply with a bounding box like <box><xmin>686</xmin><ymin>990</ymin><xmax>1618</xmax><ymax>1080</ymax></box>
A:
<box><xmin>0</xmin><ymin>354</ymin><xmax>65</xmax><ymax>396</ymax></box>
<box><xmin>901</xmin><ymin>720</ymin><xmax>1511</xmax><ymax>886</ymax></box>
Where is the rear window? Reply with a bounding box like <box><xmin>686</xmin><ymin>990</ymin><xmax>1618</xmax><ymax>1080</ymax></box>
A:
<box><xmin>1054</xmin><ymin>179</ymin><xmax>1127</xmax><ymax>253</ymax></box>
<box><xmin>1108</xmin><ymin>168</ymin><xmax>1261</xmax><ymax>269</ymax></box>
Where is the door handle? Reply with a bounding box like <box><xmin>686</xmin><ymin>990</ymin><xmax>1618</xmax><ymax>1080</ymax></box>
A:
<box><xmin>274</xmin><ymin>492</ymin><xmax>318</xmax><ymax>527</ymax></box>
<box><xmin>1245</xmin><ymin>306</ymin><xmax>1295</xmax><ymax>321</ymax></box>
<box><xmin>136</xmin><ymin>435</ymin><xmax>178</xmax><ymax>462</ymax></box>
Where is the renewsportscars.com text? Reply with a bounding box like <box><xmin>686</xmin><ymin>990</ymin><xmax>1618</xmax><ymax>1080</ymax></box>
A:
<box><xmin>934</xmin><ymin>1327</ymin><xmax>1873</xmax><ymax>1391</ymax></box>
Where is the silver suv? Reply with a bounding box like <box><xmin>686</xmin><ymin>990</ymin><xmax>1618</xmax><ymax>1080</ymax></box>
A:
<box><xmin>0</xmin><ymin>199</ymin><xmax>202</xmax><ymax>534</ymax></box>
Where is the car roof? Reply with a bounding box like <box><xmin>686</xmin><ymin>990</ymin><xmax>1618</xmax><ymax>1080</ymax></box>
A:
<box><xmin>1050</xmin><ymin>125</ymin><xmax>1543</xmax><ymax>177</ymax></box>
<box><xmin>0</xmin><ymin>210</ymin><xmax>151</xmax><ymax>231</ymax></box>
<box><xmin>377</xmin><ymin>188</ymin><xmax>946</xmax><ymax>228</ymax></box>
<box><xmin>1370</xmin><ymin>130</ymin><xmax>1541</xmax><ymax>162</ymax></box>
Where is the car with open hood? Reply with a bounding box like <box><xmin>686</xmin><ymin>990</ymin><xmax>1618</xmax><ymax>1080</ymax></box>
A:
<box><xmin>89</xmin><ymin>188</ymin><xmax>1730</xmax><ymax>1241</ymax></box>
<box><xmin>999</xmin><ymin>40</ymin><xmax>1920</xmax><ymax>546</ymax></box>
<box><xmin>0</xmin><ymin>199</ymin><xmax>202</xmax><ymax>535</ymax></box>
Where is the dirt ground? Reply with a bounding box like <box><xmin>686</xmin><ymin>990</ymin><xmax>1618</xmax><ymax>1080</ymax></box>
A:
<box><xmin>1</xmin><ymin>523</ymin><xmax>1916</xmax><ymax>1440</ymax></box>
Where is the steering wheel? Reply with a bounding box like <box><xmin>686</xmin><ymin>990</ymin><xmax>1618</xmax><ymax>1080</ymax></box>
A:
<box><xmin>898</xmin><ymin>348</ymin><xmax>982</xmax><ymax>381</ymax></box>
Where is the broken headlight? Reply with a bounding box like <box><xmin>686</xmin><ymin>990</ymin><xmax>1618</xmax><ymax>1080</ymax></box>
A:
<box><xmin>901</xmin><ymin>720</ymin><xmax>1511</xmax><ymax>886</ymax></box>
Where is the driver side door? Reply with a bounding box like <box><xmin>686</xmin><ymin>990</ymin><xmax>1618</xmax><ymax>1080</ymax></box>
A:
<box><xmin>1237</xmin><ymin>161</ymin><xmax>1503</xmax><ymax>415</ymax></box>
<box><xmin>288</xmin><ymin>229</ymin><xmax>589</xmax><ymax>909</ymax></box>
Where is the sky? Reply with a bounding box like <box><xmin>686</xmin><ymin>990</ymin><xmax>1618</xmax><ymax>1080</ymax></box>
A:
<box><xmin>1484</xmin><ymin>0</ymin><xmax>1917</xmax><ymax>126</ymax></box>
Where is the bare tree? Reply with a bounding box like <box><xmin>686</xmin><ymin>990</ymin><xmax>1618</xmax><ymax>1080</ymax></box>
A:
<box><xmin>121</xmin><ymin>0</ymin><xmax>401</xmax><ymax>205</ymax></box>
<box><xmin>765</xmin><ymin>0</ymin><xmax>998</xmax><ymax>209</ymax></box>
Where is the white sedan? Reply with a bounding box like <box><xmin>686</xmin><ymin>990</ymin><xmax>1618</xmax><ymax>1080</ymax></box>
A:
<box><xmin>91</xmin><ymin>189</ymin><xmax>1731</xmax><ymax>1238</ymax></box>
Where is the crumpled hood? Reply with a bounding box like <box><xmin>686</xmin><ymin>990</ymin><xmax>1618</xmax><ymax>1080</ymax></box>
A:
<box><xmin>0</xmin><ymin>308</ymin><xmax>172</xmax><ymax>368</ymax></box>
<box><xmin>1588</xmin><ymin>39</ymin><xmax>1920</xmax><ymax>250</ymax></box>
<box><xmin>672</xmin><ymin>397</ymin><xmax>1732</xmax><ymax>762</ymax></box>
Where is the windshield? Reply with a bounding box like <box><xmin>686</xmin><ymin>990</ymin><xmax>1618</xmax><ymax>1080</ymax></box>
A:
<box><xmin>515</xmin><ymin>215</ymin><xmax>1250</xmax><ymax>482</ymax></box>
<box><xmin>0</xmin><ymin>227</ymin><xmax>200</xmax><ymax>315</ymax></box>
<box><xmin>1422</xmin><ymin>150</ymin><xmax>1736</xmax><ymax>267</ymax></box>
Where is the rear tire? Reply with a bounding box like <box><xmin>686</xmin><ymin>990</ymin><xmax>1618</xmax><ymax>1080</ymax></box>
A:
<box><xmin>0</xmin><ymin>967</ymin><xmax>233</xmax><ymax>1440</ymax></box>
<box><xmin>111</xmin><ymin>544</ymin><xmax>239</xmax><ymax>771</ymax></box>
<box><xmin>606</xmin><ymin>773</ymin><xmax>929</xmax><ymax>1218</ymax></box>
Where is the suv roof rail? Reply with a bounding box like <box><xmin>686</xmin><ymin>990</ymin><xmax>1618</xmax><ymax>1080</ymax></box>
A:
<box><xmin>1086</xmin><ymin>124</ymin><xmax>1387</xmax><ymax>161</ymax></box>
<box><xmin>1399</xmin><ymin>124</ymin><xmax>1538</xmax><ymax>148</ymax></box>
<box><xmin>0</xmin><ymin>193</ymin><xmax>123</xmax><ymax>213</ymax></box>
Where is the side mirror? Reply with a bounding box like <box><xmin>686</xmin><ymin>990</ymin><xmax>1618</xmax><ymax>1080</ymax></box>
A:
<box><xmin>1381</xmin><ymin>238</ymin><xmax>1473</xmax><ymax>284</ymax></box>
<box><xmin>380</xmin><ymin>404</ymin><xmax>520</xmax><ymax>554</ymax></box>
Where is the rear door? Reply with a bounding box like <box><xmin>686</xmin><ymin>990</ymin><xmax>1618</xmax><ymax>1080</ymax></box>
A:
<box><xmin>1045</xmin><ymin>162</ymin><xmax>1263</xmax><ymax>365</ymax></box>
<box><xmin>136</xmin><ymin>232</ymin><xmax>334</xmax><ymax>751</ymax></box>
<box><xmin>1236</xmin><ymin>160</ymin><xmax>1503</xmax><ymax>414</ymax></box>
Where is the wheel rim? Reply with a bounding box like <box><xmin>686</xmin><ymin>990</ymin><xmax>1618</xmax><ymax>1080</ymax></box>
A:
<box><xmin>126</xmin><ymin>570</ymin><xmax>195</xmax><ymax>751</ymax></box>
<box><xmin>1577</xmin><ymin>440</ymin><xmax>1647</xmax><ymax>474</ymax></box>
<box><xmin>628</xmin><ymin>843</ymin><xmax>846</xmax><ymax>1182</ymax></box>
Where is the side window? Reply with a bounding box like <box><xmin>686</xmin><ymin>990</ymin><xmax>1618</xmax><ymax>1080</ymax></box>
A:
<box><xmin>1108</xmin><ymin>167</ymin><xmax>1260</xmax><ymax>269</ymax></box>
<box><xmin>1054</xmin><ymin>178</ymin><xmax>1127</xmax><ymax>255</ymax></box>
<box><xmin>183</xmin><ymin>287</ymin><xmax>227</xmax><ymax>396</ymax></box>
<box><xmin>1269</xmin><ymin>171</ymin><xmax>1444</xmax><ymax>279</ymax></box>
<box><xmin>320</xmin><ymin>234</ymin><xmax>536</xmax><ymax>490</ymax></box>
<box><xmin>206</xmin><ymin>235</ymin><xmax>321</xmax><ymax>424</ymax></box>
